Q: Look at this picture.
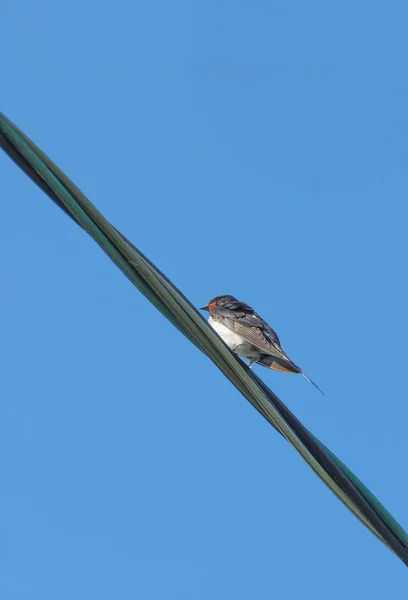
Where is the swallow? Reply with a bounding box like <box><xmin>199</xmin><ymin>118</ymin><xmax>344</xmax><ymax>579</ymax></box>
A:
<box><xmin>200</xmin><ymin>295</ymin><xmax>324</xmax><ymax>395</ymax></box>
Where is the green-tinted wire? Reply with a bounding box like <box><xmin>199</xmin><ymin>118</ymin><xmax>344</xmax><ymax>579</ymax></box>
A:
<box><xmin>1</xmin><ymin>112</ymin><xmax>407</xmax><ymax>565</ymax></box>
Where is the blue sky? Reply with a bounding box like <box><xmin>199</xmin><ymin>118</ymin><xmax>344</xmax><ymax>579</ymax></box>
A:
<box><xmin>2</xmin><ymin>1</ymin><xmax>408</xmax><ymax>597</ymax></box>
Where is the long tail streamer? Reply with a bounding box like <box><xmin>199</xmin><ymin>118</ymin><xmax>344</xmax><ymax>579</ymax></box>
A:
<box><xmin>1</xmin><ymin>112</ymin><xmax>407</xmax><ymax>566</ymax></box>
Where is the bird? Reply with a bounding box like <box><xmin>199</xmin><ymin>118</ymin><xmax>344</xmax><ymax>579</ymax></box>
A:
<box><xmin>200</xmin><ymin>295</ymin><xmax>324</xmax><ymax>395</ymax></box>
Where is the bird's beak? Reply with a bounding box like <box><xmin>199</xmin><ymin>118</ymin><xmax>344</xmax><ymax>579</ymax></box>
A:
<box><xmin>200</xmin><ymin>305</ymin><xmax>209</xmax><ymax>311</ymax></box>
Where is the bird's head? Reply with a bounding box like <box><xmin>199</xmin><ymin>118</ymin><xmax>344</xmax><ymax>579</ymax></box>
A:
<box><xmin>200</xmin><ymin>295</ymin><xmax>238</xmax><ymax>313</ymax></box>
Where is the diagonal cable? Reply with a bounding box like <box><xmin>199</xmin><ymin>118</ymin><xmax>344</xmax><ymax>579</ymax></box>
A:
<box><xmin>1</xmin><ymin>112</ymin><xmax>407</xmax><ymax>566</ymax></box>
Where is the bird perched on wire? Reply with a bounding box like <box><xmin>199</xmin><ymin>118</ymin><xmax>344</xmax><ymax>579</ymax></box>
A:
<box><xmin>200</xmin><ymin>295</ymin><xmax>324</xmax><ymax>395</ymax></box>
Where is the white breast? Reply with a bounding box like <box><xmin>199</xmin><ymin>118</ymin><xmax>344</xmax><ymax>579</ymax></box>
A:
<box><xmin>208</xmin><ymin>316</ymin><xmax>260</xmax><ymax>360</ymax></box>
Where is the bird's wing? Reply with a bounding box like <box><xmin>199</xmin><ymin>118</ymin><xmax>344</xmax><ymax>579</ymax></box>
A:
<box><xmin>222</xmin><ymin>313</ymin><xmax>290</xmax><ymax>362</ymax></box>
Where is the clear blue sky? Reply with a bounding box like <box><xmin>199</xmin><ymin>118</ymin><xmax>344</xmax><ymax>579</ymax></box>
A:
<box><xmin>2</xmin><ymin>1</ymin><xmax>408</xmax><ymax>597</ymax></box>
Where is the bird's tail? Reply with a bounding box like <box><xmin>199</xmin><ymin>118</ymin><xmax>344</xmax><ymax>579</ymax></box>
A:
<box><xmin>299</xmin><ymin>371</ymin><xmax>325</xmax><ymax>396</ymax></box>
<box><xmin>256</xmin><ymin>354</ymin><xmax>300</xmax><ymax>374</ymax></box>
<box><xmin>256</xmin><ymin>354</ymin><xmax>325</xmax><ymax>396</ymax></box>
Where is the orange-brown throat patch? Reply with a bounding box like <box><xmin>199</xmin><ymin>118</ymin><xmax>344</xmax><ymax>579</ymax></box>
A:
<box><xmin>208</xmin><ymin>301</ymin><xmax>217</xmax><ymax>313</ymax></box>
